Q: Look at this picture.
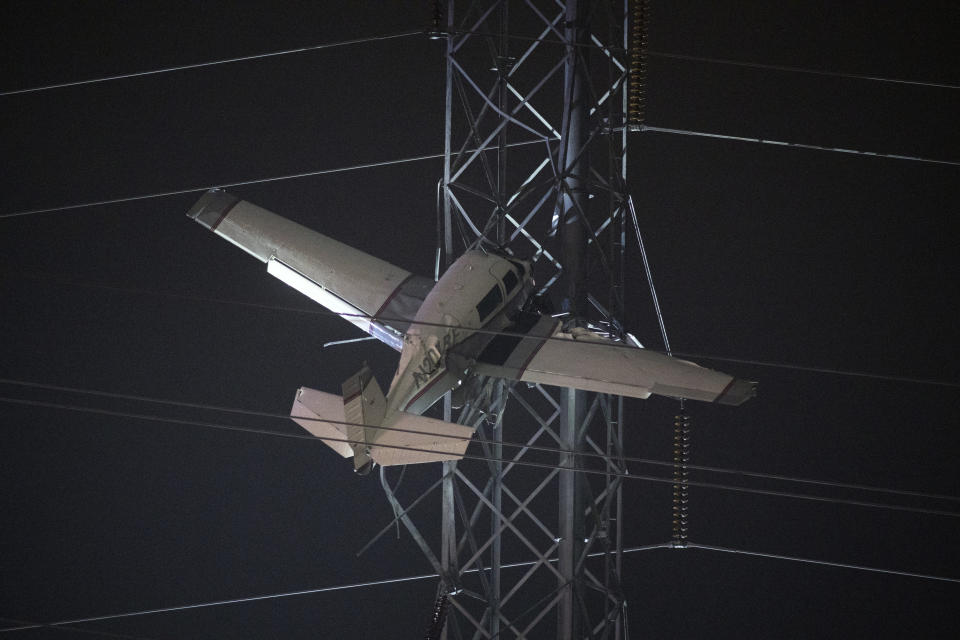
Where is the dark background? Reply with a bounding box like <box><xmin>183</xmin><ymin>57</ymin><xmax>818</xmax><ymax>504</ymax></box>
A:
<box><xmin>1</xmin><ymin>2</ymin><xmax>957</xmax><ymax>638</ymax></box>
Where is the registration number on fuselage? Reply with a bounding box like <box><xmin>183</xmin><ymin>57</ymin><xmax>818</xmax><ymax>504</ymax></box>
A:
<box><xmin>412</xmin><ymin>327</ymin><xmax>460</xmax><ymax>389</ymax></box>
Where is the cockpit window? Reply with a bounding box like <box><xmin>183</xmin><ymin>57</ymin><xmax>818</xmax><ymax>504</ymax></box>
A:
<box><xmin>476</xmin><ymin>284</ymin><xmax>503</xmax><ymax>322</ymax></box>
<box><xmin>502</xmin><ymin>269</ymin><xmax>519</xmax><ymax>294</ymax></box>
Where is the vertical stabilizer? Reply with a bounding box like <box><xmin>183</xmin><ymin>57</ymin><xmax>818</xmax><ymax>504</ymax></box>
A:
<box><xmin>341</xmin><ymin>365</ymin><xmax>386</xmax><ymax>474</ymax></box>
<box><xmin>290</xmin><ymin>387</ymin><xmax>352</xmax><ymax>457</ymax></box>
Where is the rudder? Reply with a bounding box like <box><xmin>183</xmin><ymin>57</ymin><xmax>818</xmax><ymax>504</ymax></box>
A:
<box><xmin>341</xmin><ymin>365</ymin><xmax>386</xmax><ymax>474</ymax></box>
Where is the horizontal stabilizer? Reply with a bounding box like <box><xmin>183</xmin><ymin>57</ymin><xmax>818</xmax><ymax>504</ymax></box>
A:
<box><xmin>291</xmin><ymin>386</ymin><xmax>477</xmax><ymax>467</ymax></box>
<box><xmin>370</xmin><ymin>412</ymin><xmax>476</xmax><ymax>466</ymax></box>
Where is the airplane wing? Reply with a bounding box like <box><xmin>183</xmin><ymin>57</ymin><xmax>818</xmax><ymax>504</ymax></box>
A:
<box><xmin>467</xmin><ymin>319</ymin><xmax>756</xmax><ymax>406</ymax></box>
<box><xmin>187</xmin><ymin>189</ymin><xmax>433</xmax><ymax>350</ymax></box>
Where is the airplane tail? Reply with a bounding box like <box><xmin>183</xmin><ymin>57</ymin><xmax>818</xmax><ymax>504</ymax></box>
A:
<box><xmin>370</xmin><ymin>411</ymin><xmax>476</xmax><ymax>467</ymax></box>
<box><xmin>341</xmin><ymin>366</ymin><xmax>386</xmax><ymax>474</ymax></box>
<box><xmin>290</xmin><ymin>366</ymin><xmax>476</xmax><ymax>472</ymax></box>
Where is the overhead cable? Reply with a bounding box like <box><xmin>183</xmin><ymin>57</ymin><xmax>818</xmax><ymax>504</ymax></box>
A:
<box><xmin>452</xmin><ymin>30</ymin><xmax>960</xmax><ymax>90</ymax></box>
<box><xmin>0</xmin><ymin>31</ymin><xmax>422</xmax><ymax>97</ymax></box>
<box><xmin>0</xmin><ymin>617</ymin><xmax>154</xmax><ymax>640</ymax></box>
<box><xmin>640</xmin><ymin>124</ymin><xmax>960</xmax><ymax>167</ymax></box>
<box><xmin>646</xmin><ymin>50</ymin><xmax>960</xmax><ymax>91</ymax></box>
<box><xmin>3</xmin><ymin>23</ymin><xmax>943</xmax><ymax>103</ymax></box>
<box><xmin>0</xmin><ymin>572</ymin><xmax>441</xmax><ymax>634</ymax></box>
<box><xmin>0</xmin><ymin>545</ymin><xmax>669</xmax><ymax>634</ymax></box>
<box><xmin>686</xmin><ymin>543</ymin><xmax>960</xmax><ymax>584</ymax></box>
<box><xmin>3</xmin><ymin>122</ymin><xmax>953</xmax><ymax>220</ymax></box>
<box><xmin>669</xmin><ymin>351</ymin><xmax>960</xmax><ymax>389</ymax></box>
<box><xmin>3</xmin><ymin>377</ymin><xmax>957</xmax><ymax>504</ymax></box>
<box><xmin>2</xmin><ymin>540</ymin><xmax>955</xmax><ymax>635</ymax></box>
<box><xmin>0</xmin><ymin>139</ymin><xmax>547</xmax><ymax>220</ymax></box>
<box><xmin>1</xmin><ymin>394</ymin><xmax>958</xmax><ymax>519</ymax></box>
<box><xmin>6</xmin><ymin>123</ymin><xmax>957</xmax><ymax>221</ymax></box>
<box><xmin>8</xmin><ymin>269</ymin><xmax>959</xmax><ymax>391</ymax></box>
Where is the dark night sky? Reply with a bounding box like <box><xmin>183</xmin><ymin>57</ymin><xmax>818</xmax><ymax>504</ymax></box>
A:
<box><xmin>1</xmin><ymin>2</ymin><xmax>958</xmax><ymax>638</ymax></box>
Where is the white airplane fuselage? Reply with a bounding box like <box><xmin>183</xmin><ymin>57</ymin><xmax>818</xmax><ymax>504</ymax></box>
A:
<box><xmin>386</xmin><ymin>250</ymin><xmax>532</xmax><ymax>416</ymax></box>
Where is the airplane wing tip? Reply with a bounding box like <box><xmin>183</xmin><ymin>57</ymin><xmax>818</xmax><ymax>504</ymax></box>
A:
<box><xmin>715</xmin><ymin>378</ymin><xmax>758</xmax><ymax>406</ymax></box>
<box><xmin>186</xmin><ymin>188</ymin><xmax>239</xmax><ymax>230</ymax></box>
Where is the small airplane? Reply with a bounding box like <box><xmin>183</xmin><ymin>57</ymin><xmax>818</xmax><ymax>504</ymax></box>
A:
<box><xmin>188</xmin><ymin>189</ymin><xmax>755</xmax><ymax>474</ymax></box>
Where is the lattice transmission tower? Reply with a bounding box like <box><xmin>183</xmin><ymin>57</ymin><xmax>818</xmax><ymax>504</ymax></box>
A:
<box><xmin>374</xmin><ymin>2</ymin><xmax>649</xmax><ymax>638</ymax></box>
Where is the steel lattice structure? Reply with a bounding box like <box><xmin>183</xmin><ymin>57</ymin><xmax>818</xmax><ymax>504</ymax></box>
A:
<box><xmin>375</xmin><ymin>2</ymin><xmax>637</xmax><ymax>638</ymax></box>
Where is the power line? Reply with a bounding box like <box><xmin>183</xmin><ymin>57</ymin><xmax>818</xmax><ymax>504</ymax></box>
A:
<box><xmin>686</xmin><ymin>543</ymin><xmax>960</xmax><ymax>584</ymax></box>
<box><xmin>4</xmin><ymin>22</ymin><xmax>949</xmax><ymax>102</ymax></box>
<box><xmin>4</xmin><ymin>125</ymin><xmax>956</xmax><ymax>222</ymax></box>
<box><xmin>0</xmin><ymin>618</ymin><xmax>154</xmax><ymax>640</ymax></box>
<box><xmin>0</xmin><ymin>545</ymin><xmax>668</xmax><ymax>634</ymax></box>
<box><xmin>670</xmin><ymin>351</ymin><xmax>960</xmax><ymax>389</ymax></box>
<box><xmin>3</xmin><ymin>376</ymin><xmax>956</xmax><ymax>504</ymax></box>
<box><xmin>0</xmin><ymin>572</ymin><xmax>439</xmax><ymax>634</ymax></box>
<box><xmin>3</xmin><ymin>540</ymin><xmax>955</xmax><ymax>635</ymax></box>
<box><xmin>0</xmin><ymin>31</ymin><xmax>949</xmax><ymax>224</ymax></box>
<box><xmin>640</xmin><ymin>124</ymin><xmax>960</xmax><ymax>167</ymax></box>
<box><xmin>646</xmin><ymin>50</ymin><xmax>960</xmax><ymax>91</ymax></box>
<box><xmin>7</xmin><ymin>269</ymin><xmax>325</xmax><ymax>315</ymax></box>
<box><xmin>453</xmin><ymin>29</ymin><xmax>960</xmax><ymax>90</ymax></box>
<box><xmin>6</xmin><ymin>269</ymin><xmax>959</xmax><ymax>390</ymax></box>
<box><xmin>0</xmin><ymin>31</ymin><xmax>422</xmax><ymax>97</ymax></box>
<box><xmin>648</xmin><ymin>456</ymin><xmax>959</xmax><ymax>503</ymax></box>
<box><xmin>0</xmin><ymin>138</ymin><xmax>547</xmax><ymax>220</ymax></box>
<box><xmin>1</xmin><ymin>394</ymin><xmax>958</xmax><ymax>519</ymax></box>
<box><xmin>3</xmin><ymin>124</ymin><xmax>954</xmax><ymax>221</ymax></box>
